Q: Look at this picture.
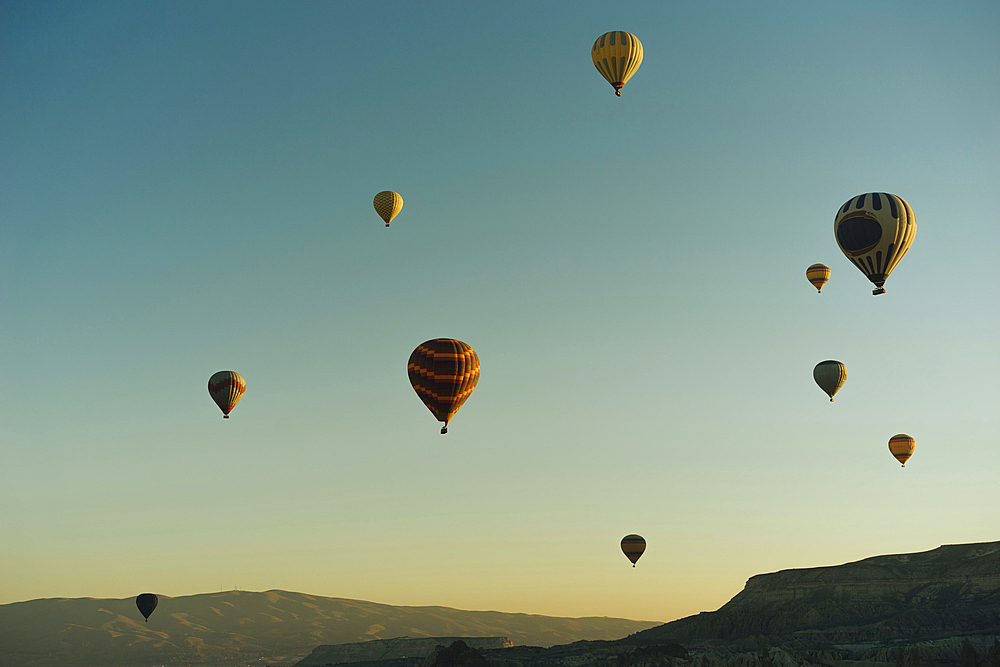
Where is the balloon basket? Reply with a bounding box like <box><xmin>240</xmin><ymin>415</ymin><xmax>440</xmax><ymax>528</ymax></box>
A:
<box><xmin>872</xmin><ymin>287</ymin><xmax>886</xmax><ymax>295</ymax></box>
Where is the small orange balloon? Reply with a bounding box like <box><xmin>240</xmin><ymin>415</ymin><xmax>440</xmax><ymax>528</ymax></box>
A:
<box><xmin>888</xmin><ymin>434</ymin><xmax>915</xmax><ymax>467</ymax></box>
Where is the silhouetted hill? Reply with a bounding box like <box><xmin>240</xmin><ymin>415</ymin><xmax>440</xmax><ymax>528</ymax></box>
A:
<box><xmin>628</xmin><ymin>541</ymin><xmax>1000</xmax><ymax>649</ymax></box>
<box><xmin>0</xmin><ymin>589</ymin><xmax>659</xmax><ymax>667</ymax></box>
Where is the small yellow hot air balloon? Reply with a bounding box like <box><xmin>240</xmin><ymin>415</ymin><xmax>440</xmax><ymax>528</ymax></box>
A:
<box><xmin>888</xmin><ymin>434</ymin><xmax>915</xmax><ymax>467</ymax></box>
<box><xmin>813</xmin><ymin>360</ymin><xmax>847</xmax><ymax>402</ymax></box>
<box><xmin>208</xmin><ymin>371</ymin><xmax>245</xmax><ymax>419</ymax></box>
<box><xmin>621</xmin><ymin>534</ymin><xmax>645</xmax><ymax>567</ymax></box>
<box><xmin>806</xmin><ymin>264</ymin><xmax>830</xmax><ymax>293</ymax></box>
<box><xmin>373</xmin><ymin>191</ymin><xmax>403</xmax><ymax>227</ymax></box>
<box><xmin>834</xmin><ymin>193</ymin><xmax>916</xmax><ymax>295</ymax></box>
<box><xmin>592</xmin><ymin>31</ymin><xmax>643</xmax><ymax>97</ymax></box>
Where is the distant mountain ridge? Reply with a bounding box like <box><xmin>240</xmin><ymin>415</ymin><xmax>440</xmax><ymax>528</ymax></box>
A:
<box><xmin>0</xmin><ymin>589</ymin><xmax>659</xmax><ymax>667</ymax></box>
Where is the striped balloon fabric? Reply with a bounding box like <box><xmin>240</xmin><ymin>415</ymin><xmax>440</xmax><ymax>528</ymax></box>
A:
<box><xmin>373</xmin><ymin>191</ymin><xmax>403</xmax><ymax>227</ymax></box>
<box><xmin>888</xmin><ymin>434</ymin><xmax>915</xmax><ymax>467</ymax></box>
<box><xmin>806</xmin><ymin>263</ymin><xmax>830</xmax><ymax>293</ymax></box>
<box><xmin>592</xmin><ymin>31</ymin><xmax>643</xmax><ymax>96</ymax></box>
<box><xmin>834</xmin><ymin>193</ymin><xmax>916</xmax><ymax>295</ymax></box>
<box><xmin>620</xmin><ymin>534</ymin><xmax>646</xmax><ymax>567</ymax></box>
<box><xmin>407</xmin><ymin>339</ymin><xmax>480</xmax><ymax>434</ymax></box>
<box><xmin>208</xmin><ymin>371</ymin><xmax>246</xmax><ymax>419</ymax></box>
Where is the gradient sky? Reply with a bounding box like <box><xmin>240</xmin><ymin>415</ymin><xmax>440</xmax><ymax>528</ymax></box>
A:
<box><xmin>1</xmin><ymin>0</ymin><xmax>998</xmax><ymax>624</ymax></box>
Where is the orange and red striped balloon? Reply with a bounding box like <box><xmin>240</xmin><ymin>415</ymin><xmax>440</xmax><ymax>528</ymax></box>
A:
<box><xmin>888</xmin><ymin>434</ymin><xmax>915</xmax><ymax>467</ymax></box>
<box><xmin>806</xmin><ymin>264</ymin><xmax>830</xmax><ymax>293</ymax></box>
<box><xmin>208</xmin><ymin>371</ymin><xmax>245</xmax><ymax>419</ymax></box>
<box><xmin>621</xmin><ymin>534</ymin><xmax>645</xmax><ymax>567</ymax></box>
<box><xmin>407</xmin><ymin>339</ymin><xmax>479</xmax><ymax>434</ymax></box>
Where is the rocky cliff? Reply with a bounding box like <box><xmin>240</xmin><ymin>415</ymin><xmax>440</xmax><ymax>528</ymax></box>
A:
<box><xmin>629</xmin><ymin>541</ymin><xmax>1000</xmax><ymax>648</ymax></box>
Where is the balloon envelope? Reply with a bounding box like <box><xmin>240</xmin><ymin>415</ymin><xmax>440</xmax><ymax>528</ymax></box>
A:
<box><xmin>373</xmin><ymin>191</ymin><xmax>403</xmax><ymax>227</ymax></box>
<box><xmin>889</xmin><ymin>434</ymin><xmax>915</xmax><ymax>467</ymax></box>
<box><xmin>408</xmin><ymin>339</ymin><xmax>480</xmax><ymax>434</ymax></box>
<box><xmin>592</xmin><ymin>31</ymin><xmax>643</xmax><ymax>96</ymax></box>
<box><xmin>621</xmin><ymin>534</ymin><xmax>645</xmax><ymax>566</ymax></box>
<box><xmin>834</xmin><ymin>193</ymin><xmax>916</xmax><ymax>295</ymax></box>
<box><xmin>136</xmin><ymin>593</ymin><xmax>158</xmax><ymax>621</ymax></box>
<box><xmin>208</xmin><ymin>371</ymin><xmax>246</xmax><ymax>418</ymax></box>
<box><xmin>813</xmin><ymin>360</ymin><xmax>847</xmax><ymax>401</ymax></box>
<box><xmin>806</xmin><ymin>264</ymin><xmax>830</xmax><ymax>293</ymax></box>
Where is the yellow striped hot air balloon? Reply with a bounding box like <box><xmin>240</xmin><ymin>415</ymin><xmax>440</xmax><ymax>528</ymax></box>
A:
<box><xmin>621</xmin><ymin>534</ymin><xmax>645</xmax><ymax>567</ymax></box>
<box><xmin>806</xmin><ymin>264</ymin><xmax>830</xmax><ymax>293</ymax></box>
<box><xmin>592</xmin><ymin>31</ymin><xmax>643</xmax><ymax>97</ymax></box>
<box><xmin>407</xmin><ymin>339</ymin><xmax>480</xmax><ymax>434</ymax></box>
<box><xmin>373</xmin><ymin>191</ymin><xmax>403</xmax><ymax>227</ymax></box>
<box><xmin>208</xmin><ymin>371</ymin><xmax>245</xmax><ymax>419</ymax></box>
<box><xmin>888</xmin><ymin>434</ymin><xmax>915</xmax><ymax>467</ymax></box>
<box><xmin>813</xmin><ymin>360</ymin><xmax>847</xmax><ymax>402</ymax></box>
<box><xmin>834</xmin><ymin>193</ymin><xmax>916</xmax><ymax>295</ymax></box>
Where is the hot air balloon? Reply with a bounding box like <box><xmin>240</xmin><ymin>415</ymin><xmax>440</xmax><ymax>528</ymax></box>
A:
<box><xmin>408</xmin><ymin>339</ymin><xmax>479</xmax><ymax>434</ymax></box>
<box><xmin>621</xmin><ymin>534</ymin><xmax>645</xmax><ymax>567</ymax></box>
<box><xmin>592</xmin><ymin>31</ymin><xmax>643</xmax><ymax>97</ymax></box>
<box><xmin>834</xmin><ymin>193</ymin><xmax>916</xmax><ymax>295</ymax></box>
<box><xmin>888</xmin><ymin>434</ymin><xmax>915</xmax><ymax>467</ymax></box>
<box><xmin>806</xmin><ymin>264</ymin><xmax>830</xmax><ymax>293</ymax></box>
<box><xmin>373</xmin><ymin>191</ymin><xmax>403</xmax><ymax>227</ymax></box>
<box><xmin>208</xmin><ymin>371</ymin><xmax>245</xmax><ymax>419</ymax></box>
<box><xmin>813</xmin><ymin>361</ymin><xmax>847</xmax><ymax>402</ymax></box>
<box><xmin>136</xmin><ymin>593</ymin><xmax>158</xmax><ymax>622</ymax></box>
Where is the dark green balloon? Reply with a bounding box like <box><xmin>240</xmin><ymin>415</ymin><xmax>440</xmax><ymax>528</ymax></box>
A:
<box><xmin>136</xmin><ymin>593</ymin><xmax>158</xmax><ymax>621</ymax></box>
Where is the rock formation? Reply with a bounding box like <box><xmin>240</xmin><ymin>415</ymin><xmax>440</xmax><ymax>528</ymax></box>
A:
<box><xmin>295</xmin><ymin>637</ymin><xmax>511</xmax><ymax>666</ymax></box>
<box><xmin>422</xmin><ymin>640</ymin><xmax>493</xmax><ymax>667</ymax></box>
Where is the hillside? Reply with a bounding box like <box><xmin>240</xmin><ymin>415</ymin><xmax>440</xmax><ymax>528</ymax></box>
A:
<box><xmin>0</xmin><ymin>589</ymin><xmax>659</xmax><ymax>667</ymax></box>
<box><xmin>628</xmin><ymin>541</ymin><xmax>1000</xmax><ymax>649</ymax></box>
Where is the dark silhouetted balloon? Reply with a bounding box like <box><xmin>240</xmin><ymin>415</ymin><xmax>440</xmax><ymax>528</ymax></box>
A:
<box><xmin>621</xmin><ymin>534</ymin><xmax>645</xmax><ymax>567</ymax></box>
<box><xmin>407</xmin><ymin>339</ymin><xmax>479</xmax><ymax>434</ymax></box>
<box><xmin>813</xmin><ymin>360</ymin><xmax>847</xmax><ymax>402</ymax></box>
<box><xmin>136</xmin><ymin>593</ymin><xmax>158</xmax><ymax>622</ymax></box>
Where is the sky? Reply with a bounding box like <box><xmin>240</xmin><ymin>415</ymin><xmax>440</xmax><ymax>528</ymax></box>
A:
<box><xmin>1</xmin><ymin>0</ymin><xmax>998</xmax><ymax>624</ymax></box>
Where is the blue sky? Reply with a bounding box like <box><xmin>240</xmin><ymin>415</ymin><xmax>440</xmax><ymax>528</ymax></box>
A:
<box><xmin>1</xmin><ymin>0</ymin><xmax>998</xmax><ymax>622</ymax></box>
